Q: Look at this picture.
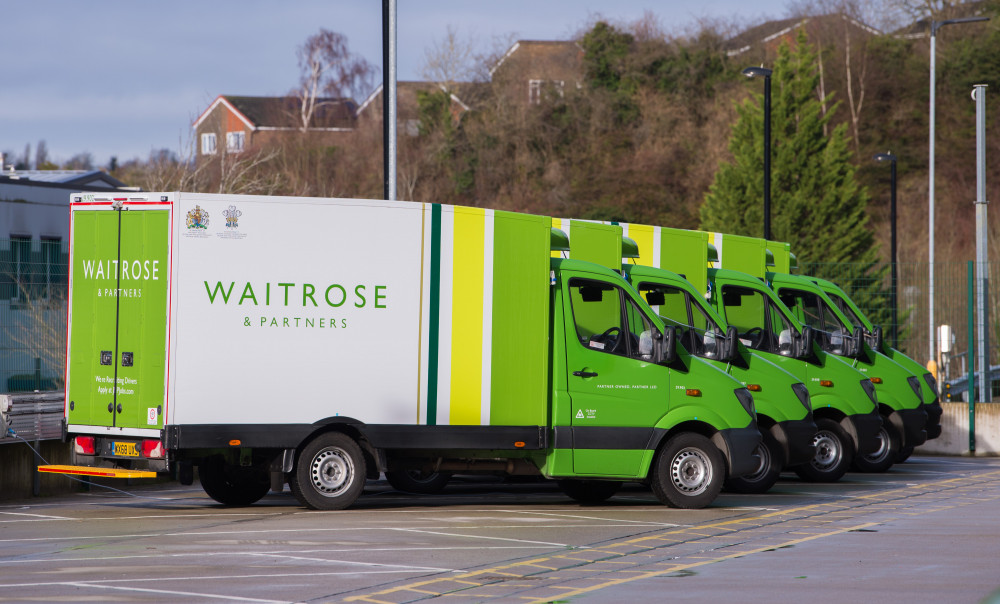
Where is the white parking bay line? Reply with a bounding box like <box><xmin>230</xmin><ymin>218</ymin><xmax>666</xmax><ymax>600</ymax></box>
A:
<box><xmin>243</xmin><ymin>552</ymin><xmax>456</xmax><ymax>573</ymax></box>
<box><xmin>62</xmin><ymin>582</ymin><xmax>290</xmax><ymax>603</ymax></box>
<box><xmin>390</xmin><ymin>527</ymin><xmax>572</xmax><ymax>548</ymax></box>
<box><xmin>0</xmin><ymin>512</ymin><xmax>69</xmax><ymax>520</ymax></box>
<box><xmin>504</xmin><ymin>510</ymin><xmax>687</xmax><ymax>526</ymax></box>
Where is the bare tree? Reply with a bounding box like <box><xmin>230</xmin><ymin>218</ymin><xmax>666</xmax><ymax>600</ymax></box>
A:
<box><xmin>422</xmin><ymin>25</ymin><xmax>481</xmax><ymax>92</ymax></box>
<box><xmin>216</xmin><ymin>146</ymin><xmax>281</xmax><ymax>195</ymax></box>
<box><xmin>295</xmin><ymin>29</ymin><xmax>376</xmax><ymax>132</ymax></box>
<box><xmin>34</xmin><ymin>140</ymin><xmax>49</xmax><ymax>170</ymax></box>
<box><xmin>64</xmin><ymin>152</ymin><xmax>94</xmax><ymax>171</ymax></box>
<box><xmin>842</xmin><ymin>18</ymin><xmax>868</xmax><ymax>152</ymax></box>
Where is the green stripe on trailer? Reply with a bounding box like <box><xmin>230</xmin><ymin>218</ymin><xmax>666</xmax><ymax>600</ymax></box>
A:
<box><xmin>767</xmin><ymin>240</ymin><xmax>792</xmax><ymax>273</ymax></box>
<box><xmin>489</xmin><ymin>211</ymin><xmax>551</xmax><ymax>426</ymax></box>
<box><xmin>426</xmin><ymin>203</ymin><xmax>442</xmax><ymax>425</ymax></box>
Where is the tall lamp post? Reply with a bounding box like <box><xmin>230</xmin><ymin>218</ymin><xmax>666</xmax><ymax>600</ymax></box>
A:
<box><xmin>928</xmin><ymin>16</ymin><xmax>989</xmax><ymax>364</ymax></box>
<box><xmin>743</xmin><ymin>66</ymin><xmax>773</xmax><ymax>241</ymax></box>
<box><xmin>874</xmin><ymin>152</ymin><xmax>898</xmax><ymax>348</ymax></box>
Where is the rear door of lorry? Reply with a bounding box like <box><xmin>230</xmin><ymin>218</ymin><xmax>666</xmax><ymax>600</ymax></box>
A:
<box><xmin>66</xmin><ymin>196</ymin><xmax>171</xmax><ymax>436</ymax></box>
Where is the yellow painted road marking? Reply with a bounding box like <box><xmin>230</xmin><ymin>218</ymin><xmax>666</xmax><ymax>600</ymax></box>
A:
<box><xmin>345</xmin><ymin>470</ymin><xmax>1000</xmax><ymax>603</ymax></box>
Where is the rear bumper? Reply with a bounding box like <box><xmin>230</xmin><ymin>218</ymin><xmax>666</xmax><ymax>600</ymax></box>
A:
<box><xmin>719</xmin><ymin>424</ymin><xmax>763</xmax><ymax>478</ymax></box>
<box><xmin>37</xmin><ymin>464</ymin><xmax>156</xmax><ymax>479</ymax></box>
<box><xmin>847</xmin><ymin>412</ymin><xmax>883</xmax><ymax>455</ymax></box>
<box><xmin>773</xmin><ymin>418</ymin><xmax>818</xmax><ymax>467</ymax></box>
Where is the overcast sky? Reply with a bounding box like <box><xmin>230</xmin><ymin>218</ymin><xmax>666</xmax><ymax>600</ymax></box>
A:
<box><xmin>1</xmin><ymin>1</ymin><xmax>795</xmax><ymax>168</ymax></box>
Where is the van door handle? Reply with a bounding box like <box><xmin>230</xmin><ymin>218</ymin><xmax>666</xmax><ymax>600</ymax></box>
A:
<box><xmin>573</xmin><ymin>370</ymin><xmax>598</xmax><ymax>378</ymax></box>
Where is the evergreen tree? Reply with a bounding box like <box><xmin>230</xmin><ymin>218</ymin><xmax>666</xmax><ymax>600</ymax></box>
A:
<box><xmin>700</xmin><ymin>31</ymin><xmax>894</xmax><ymax>336</ymax></box>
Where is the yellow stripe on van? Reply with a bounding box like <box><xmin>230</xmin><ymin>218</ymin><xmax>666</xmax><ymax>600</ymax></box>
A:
<box><xmin>627</xmin><ymin>223</ymin><xmax>656</xmax><ymax>267</ymax></box>
<box><xmin>551</xmin><ymin>217</ymin><xmax>565</xmax><ymax>258</ymax></box>
<box><xmin>450</xmin><ymin>207</ymin><xmax>486</xmax><ymax>425</ymax></box>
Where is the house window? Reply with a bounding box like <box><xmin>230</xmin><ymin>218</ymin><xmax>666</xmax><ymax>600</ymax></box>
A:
<box><xmin>226</xmin><ymin>131</ymin><xmax>245</xmax><ymax>153</ymax></box>
<box><xmin>201</xmin><ymin>133</ymin><xmax>217</xmax><ymax>155</ymax></box>
<box><xmin>528</xmin><ymin>79</ymin><xmax>565</xmax><ymax>105</ymax></box>
<box><xmin>528</xmin><ymin>79</ymin><xmax>542</xmax><ymax>104</ymax></box>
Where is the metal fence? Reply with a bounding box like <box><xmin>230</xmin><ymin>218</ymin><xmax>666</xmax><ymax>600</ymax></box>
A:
<box><xmin>801</xmin><ymin>261</ymin><xmax>998</xmax><ymax>391</ymax></box>
<box><xmin>0</xmin><ymin>239</ymin><xmax>68</xmax><ymax>394</ymax></box>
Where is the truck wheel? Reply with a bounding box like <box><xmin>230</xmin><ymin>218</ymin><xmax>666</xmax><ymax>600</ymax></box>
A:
<box><xmin>852</xmin><ymin>422</ymin><xmax>899</xmax><ymax>473</ymax></box>
<box><xmin>792</xmin><ymin>418</ymin><xmax>853</xmax><ymax>483</ymax></box>
<box><xmin>199</xmin><ymin>459</ymin><xmax>270</xmax><ymax>506</ymax></box>
<box><xmin>895</xmin><ymin>445</ymin><xmax>915</xmax><ymax>463</ymax></box>
<box><xmin>557</xmin><ymin>479</ymin><xmax>622</xmax><ymax>503</ymax></box>
<box><xmin>650</xmin><ymin>433</ymin><xmax>723</xmax><ymax>509</ymax></box>
<box><xmin>289</xmin><ymin>432</ymin><xmax>366</xmax><ymax>510</ymax></box>
<box><xmin>724</xmin><ymin>433</ymin><xmax>782</xmax><ymax>494</ymax></box>
<box><xmin>385</xmin><ymin>470</ymin><xmax>453</xmax><ymax>494</ymax></box>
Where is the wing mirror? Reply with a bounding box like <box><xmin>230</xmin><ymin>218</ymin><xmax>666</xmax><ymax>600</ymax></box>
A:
<box><xmin>722</xmin><ymin>325</ymin><xmax>739</xmax><ymax>362</ymax></box>
<box><xmin>796</xmin><ymin>326</ymin><xmax>814</xmax><ymax>359</ymax></box>
<box><xmin>871</xmin><ymin>325</ymin><xmax>884</xmax><ymax>352</ymax></box>
<box><xmin>661</xmin><ymin>326</ymin><xmax>677</xmax><ymax>364</ymax></box>
<box><xmin>850</xmin><ymin>326</ymin><xmax>865</xmax><ymax>358</ymax></box>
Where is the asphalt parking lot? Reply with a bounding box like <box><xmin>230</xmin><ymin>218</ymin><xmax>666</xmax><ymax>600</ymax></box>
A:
<box><xmin>2</xmin><ymin>455</ymin><xmax>1000</xmax><ymax>603</ymax></box>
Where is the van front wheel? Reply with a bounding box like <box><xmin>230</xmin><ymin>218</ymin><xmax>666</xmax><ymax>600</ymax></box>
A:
<box><xmin>650</xmin><ymin>433</ymin><xmax>723</xmax><ymax>509</ymax></box>
<box><xmin>793</xmin><ymin>418</ymin><xmax>853</xmax><ymax>482</ymax></box>
<box><xmin>289</xmin><ymin>432</ymin><xmax>366</xmax><ymax>510</ymax></box>
<box><xmin>852</xmin><ymin>422</ymin><xmax>899</xmax><ymax>473</ymax></box>
<box><xmin>724</xmin><ymin>433</ymin><xmax>782</xmax><ymax>494</ymax></box>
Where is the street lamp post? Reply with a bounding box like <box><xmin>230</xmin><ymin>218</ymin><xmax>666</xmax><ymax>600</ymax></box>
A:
<box><xmin>874</xmin><ymin>152</ymin><xmax>898</xmax><ymax>348</ymax></box>
<box><xmin>743</xmin><ymin>66</ymin><xmax>773</xmax><ymax>241</ymax></box>
<box><xmin>928</xmin><ymin>16</ymin><xmax>989</xmax><ymax>364</ymax></box>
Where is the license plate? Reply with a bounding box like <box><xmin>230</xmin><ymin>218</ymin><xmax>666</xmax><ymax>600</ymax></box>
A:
<box><xmin>113</xmin><ymin>442</ymin><xmax>139</xmax><ymax>457</ymax></box>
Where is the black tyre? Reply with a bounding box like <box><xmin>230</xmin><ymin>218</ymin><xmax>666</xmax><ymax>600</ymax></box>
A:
<box><xmin>385</xmin><ymin>470</ymin><xmax>453</xmax><ymax>494</ymax></box>
<box><xmin>792</xmin><ymin>418</ymin><xmax>854</xmax><ymax>483</ymax></box>
<box><xmin>895</xmin><ymin>445</ymin><xmax>915</xmax><ymax>464</ymax></box>
<box><xmin>199</xmin><ymin>458</ymin><xmax>270</xmax><ymax>506</ymax></box>
<box><xmin>852</xmin><ymin>421</ymin><xmax>899</xmax><ymax>473</ymax></box>
<box><xmin>557</xmin><ymin>479</ymin><xmax>622</xmax><ymax>503</ymax></box>
<box><xmin>724</xmin><ymin>433</ymin><xmax>782</xmax><ymax>494</ymax></box>
<box><xmin>289</xmin><ymin>432</ymin><xmax>366</xmax><ymax>510</ymax></box>
<box><xmin>650</xmin><ymin>433</ymin><xmax>724</xmax><ymax>509</ymax></box>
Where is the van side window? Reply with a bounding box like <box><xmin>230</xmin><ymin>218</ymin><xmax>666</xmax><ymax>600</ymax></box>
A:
<box><xmin>778</xmin><ymin>288</ymin><xmax>848</xmax><ymax>355</ymax></box>
<box><xmin>720</xmin><ymin>285</ymin><xmax>795</xmax><ymax>356</ymax></box>
<box><xmin>639</xmin><ymin>282</ymin><xmax>722</xmax><ymax>359</ymax></box>
<box><xmin>569</xmin><ymin>278</ymin><xmax>655</xmax><ymax>360</ymax></box>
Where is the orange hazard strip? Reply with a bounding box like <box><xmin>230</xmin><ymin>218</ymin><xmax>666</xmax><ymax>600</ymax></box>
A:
<box><xmin>37</xmin><ymin>465</ymin><xmax>157</xmax><ymax>479</ymax></box>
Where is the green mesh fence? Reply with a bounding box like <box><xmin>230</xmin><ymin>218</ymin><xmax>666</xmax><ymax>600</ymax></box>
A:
<box><xmin>800</xmin><ymin>261</ymin><xmax>998</xmax><ymax>389</ymax></box>
<box><xmin>1</xmin><ymin>238</ymin><xmax>68</xmax><ymax>393</ymax></box>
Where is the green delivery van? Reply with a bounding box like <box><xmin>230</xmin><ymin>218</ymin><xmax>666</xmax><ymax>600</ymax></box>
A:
<box><xmin>560</xmin><ymin>220</ymin><xmax>816</xmax><ymax>493</ymax></box>
<box><xmin>566</xmin><ymin>221</ymin><xmax>881</xmax><ymax>483</ymax></box>
<box><xmin>805</xmin><ymin>274</ymin><xmax>942</xmax><ymax>458</ymax></box>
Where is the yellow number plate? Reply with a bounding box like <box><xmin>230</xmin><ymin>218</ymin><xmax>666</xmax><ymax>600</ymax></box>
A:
<box><xmin>113</xmin><ymin>442</ymin><xmax>139</xmax><ymax>457</ymax></box>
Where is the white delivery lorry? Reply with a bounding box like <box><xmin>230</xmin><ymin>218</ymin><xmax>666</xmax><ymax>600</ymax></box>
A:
<box><xmin>41</xmin><ymin>192</ymin><xmax>760</xmax><ymax>510</ymax></box>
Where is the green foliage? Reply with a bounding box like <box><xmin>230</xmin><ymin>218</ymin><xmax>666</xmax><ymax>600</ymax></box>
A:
<box><xmin>416</xmin><ymin>89</ymin><xmax>455</xmax><ymax>137</ymax></box>
<box><xmin>582</xmin><ymin>21</ymin><xmax>635</xmax><ymax>93</ymax></box>
<box><xmin>581</xmin><ymin>21</ymin><xmax>640</xmax><ymax>124</ymax></box>
<box><xmin>702</xmin><ymin>31</ymin><xmax>876</xmax><ymax>268</ymax></box>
